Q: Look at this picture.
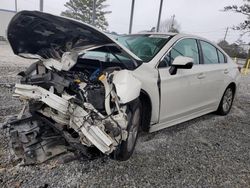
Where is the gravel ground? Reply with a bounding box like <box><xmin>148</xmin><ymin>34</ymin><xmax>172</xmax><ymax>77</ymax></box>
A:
<box><xmin>0</xmin><ymin>43</ymin><xmax>250</xmax><ymax>188</ymax></box>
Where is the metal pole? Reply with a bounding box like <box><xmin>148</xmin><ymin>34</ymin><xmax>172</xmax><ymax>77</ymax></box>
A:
<box><xmin>223</xmin><ymin>27</ymin><xmax>229</xmax><ymax>41</ymax></box>
<box><xmin>170</xmin><ymin>14</ymin><xmax>175</xmax><ymax>31</ymax></box>
<box><xmin>92</xmin><ymin>0</ymin><xmax>96</xmax><ymax>26</ymax></box>
<box><xmin>156</xmin><ymin>0</ymin><xmax>164</xmax><ymax>32</ymax></box>
<box><xmin>129</xmin><ymin>0</ymin><xmax>135</xmax><ymax>34</ymax></box>
<box><xmin>15</xmin><ymin>0</ymin><xmax>17</xmax><ymax>12</ymax></box>
<box><xmin>40</xmin><ymin>0</ymin><xmax>43</xmax><ymax>12</ymax></box>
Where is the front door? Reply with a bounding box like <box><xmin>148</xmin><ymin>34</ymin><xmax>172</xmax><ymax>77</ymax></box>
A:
<box><xmin>158</xmin><ymin>38</ymin><xmax>205</xmax><ymax>123</ymax></box>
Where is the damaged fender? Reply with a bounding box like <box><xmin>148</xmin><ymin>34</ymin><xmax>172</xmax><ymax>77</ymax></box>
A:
<box><xmin>112</xmin><ymin>70</ymin><xmax>142</xmax><ymax>104</ymax></box>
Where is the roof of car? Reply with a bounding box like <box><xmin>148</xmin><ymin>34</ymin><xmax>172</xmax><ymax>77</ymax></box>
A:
<box><xmin>126</xmin><ymin>32</ymin><xmax>177</xmax><ymax>36</ymax></box>
<box><xmin>124</xmin><ymin>32</ymin><xmax>204</xmax><ymax>39</ymax></box>
<box><xmin>132</xmin><ymin>32</ymin><xmax>217</xmax><ymax>43</ymax></box>
<box><xmin>138</xmin><ymin>32</ymin><xmax>177</xmax><ymax>36</ymax></box>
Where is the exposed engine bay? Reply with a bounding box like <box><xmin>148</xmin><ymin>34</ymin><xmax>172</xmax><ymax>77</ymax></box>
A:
<box><xmin>4</xmin><ymin>10</ymin><xmax>143</xmax><ymax>164</ymax></box>
<box><xmin>5</xmin><ymin>50</ymin><xmax>141</xmax><ymax>164</ymax></box>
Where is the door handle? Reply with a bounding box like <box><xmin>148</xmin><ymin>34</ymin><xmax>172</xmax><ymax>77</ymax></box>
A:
<box><xmin>224</xmin><ymin>69</ymin><xmax>229</xmax><ymax>74</ymax></box>
<box><xmin>197</xmin><ymin>73</ymin><xmax>205</xmax><ymax>79</ymax></box>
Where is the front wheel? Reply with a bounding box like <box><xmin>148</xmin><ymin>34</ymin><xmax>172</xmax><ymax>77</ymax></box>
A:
<box><xmin>216</xmin><ymin>87</ymin><xmax>234</xmax><ymax>115</ymax></box>
<box><xmin>111</xmin><ymin>99</ymin><xmax>141</xmax><ymax>161</ymax></box>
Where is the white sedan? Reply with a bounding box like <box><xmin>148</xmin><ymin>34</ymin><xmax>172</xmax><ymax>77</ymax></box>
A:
<box><xmin>117</xmin><ymin>33</ymin><xmax>240</xmax><ymax>132</ymax></box>
<box><xmin>6</xmin><ymin>11</ymin><xmax>240</xmax><ymax>163</ymax></box>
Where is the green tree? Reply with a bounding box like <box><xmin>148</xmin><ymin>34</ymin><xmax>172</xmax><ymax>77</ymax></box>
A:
<box><xmin>159</xmin><ymin>18</ymin><xmax>181</xmax><ymax>33</ymax></box>
<box><xmin>61</xmin><ymin>0</ymin><xmax>111</xmax><ymax>30</ymax></box>
<box><xmin>218</xmin><ymin>40</ymin><xmax>247</xmax><ymax>59</ymax></box>
<box><xmin>224</xmin><ymin>0</ymin><xmax>250</xmax><ymax>31</ymax></box>
<box><xmin>224</xmin><ymin>0</ymin><xmax>250</xmax><ymax>61</ymax></box>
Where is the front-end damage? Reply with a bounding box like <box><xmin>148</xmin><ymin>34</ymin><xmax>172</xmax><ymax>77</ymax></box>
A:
<box><xmin>5</xmin><ymin>10</ymin><xmax>143</xmax><ymax>164</ymax></box>
<box><xmin>5</xmin><ymin>56</ymin><xmax>141</xmax><ymax>164</ymax></box>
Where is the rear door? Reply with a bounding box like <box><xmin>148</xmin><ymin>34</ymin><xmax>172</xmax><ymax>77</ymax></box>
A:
<box><xmin>197</xmin><ymin>40</ymin><xmax>228</xmax><ymax>108</ymax></box>
<box><xmin>158</xmin><ymin>38</ymin><xmax>205</xmax><ymax>123</ymax></box>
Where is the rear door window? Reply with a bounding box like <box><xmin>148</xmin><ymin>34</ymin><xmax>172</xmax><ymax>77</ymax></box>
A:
<box><xmin>217</xmin><ymin>50</ymin><xmax>227</xmax><ymax>63</ymax></box>
<box><xmin>200</xmin><ymin>41</ymin><xmax>219</xmax><ymax>64</ymax></box>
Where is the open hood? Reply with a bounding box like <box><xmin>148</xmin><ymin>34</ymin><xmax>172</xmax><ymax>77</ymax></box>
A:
<box><xmin>7</xmin><ymin>11</ymin><xmax>141</xmax><ymax>62</ymax></box>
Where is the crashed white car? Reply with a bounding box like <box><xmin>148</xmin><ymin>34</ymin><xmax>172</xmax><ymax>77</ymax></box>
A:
<box><xmin>6</xmin><ymin>11</ymin><xmax>240</xmax><ymax>163</ymax></box>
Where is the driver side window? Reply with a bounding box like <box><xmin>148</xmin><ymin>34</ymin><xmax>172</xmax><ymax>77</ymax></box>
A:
<box><xmin>159</xmin><ymin>38</ymin><xmax>200</xmax><ymax>68</ymax></box>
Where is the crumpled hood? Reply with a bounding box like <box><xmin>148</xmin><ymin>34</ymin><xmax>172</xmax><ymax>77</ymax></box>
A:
<box><xmin>7</xmin><ymin>11</ymin><xmax>141</xmax><ymax>62</ymax></box>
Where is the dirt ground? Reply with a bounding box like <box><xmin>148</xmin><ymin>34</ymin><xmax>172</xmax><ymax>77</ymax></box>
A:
<box><xmin>0</xmin><ymin>43</ymin><xmax>250</xmax><ymax>188</ymax></box>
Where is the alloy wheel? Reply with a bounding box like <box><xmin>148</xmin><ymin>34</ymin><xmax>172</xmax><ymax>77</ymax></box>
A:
<box><xmin>222</xmin><ymin>88</ymin><xmax>233</xmax><ymax>112</ymax></box>
<box><xmin>127</xmin><ymin>107</ymin><xmax>140</xmax><ymax>152</ymax></box>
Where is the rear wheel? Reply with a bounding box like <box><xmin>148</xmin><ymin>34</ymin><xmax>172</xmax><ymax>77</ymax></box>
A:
<box><xmin>112</xmin><ymin>99</ymin><xmax>141</xmax><ymax>161</ymax></box>
<box><xmin>216</xmin><ymin>86</ymin><xmax>234</xmax><ymax>115</ymax></box>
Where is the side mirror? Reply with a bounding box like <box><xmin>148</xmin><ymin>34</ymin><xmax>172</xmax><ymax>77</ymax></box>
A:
<box><xmin>169</xmin><ymin>56</ymin><xmax>194</xmax><ymax>75</ymax></box>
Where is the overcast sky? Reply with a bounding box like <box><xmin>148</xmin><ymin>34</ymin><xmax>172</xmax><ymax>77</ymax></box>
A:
<box><xmin>0</xmin><ymin>0</ymin><xmax>248</xmax><ymax>43</ymax></box>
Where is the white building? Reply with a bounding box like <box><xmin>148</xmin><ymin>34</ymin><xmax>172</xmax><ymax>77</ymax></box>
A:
<box><xmin>0</xmin><ymin>9</ymin><xmax>16</xmax><ymax>40</ymax></box>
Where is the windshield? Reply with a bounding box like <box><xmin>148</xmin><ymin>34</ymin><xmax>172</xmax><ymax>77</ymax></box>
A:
<box><xmin>117</xmin><ymin>34</ymin><xmax>172</xmax><ymax>62</ymax></box>
<box><xmin>78</xmin><ymin>45</ymin><xmax>139</xmax><ymax>70</ymax></box>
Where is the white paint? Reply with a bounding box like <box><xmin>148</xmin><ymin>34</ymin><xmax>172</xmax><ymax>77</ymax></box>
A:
<box><xmin>136</xmin><ymin>34</ymin><xmax>241</xmax><ymax>132</ymax></box>
<box><xmin>112</xmin><ymin>70</ymin><xmax>142</xmax><ymax>104</ymax></box>
<box><xmin>61</xmin><ymin>52</ymin><xmax>78</xmax><ymax>71</ymax></box>
<box><xmin>15</xmin><ymin>84</ymin><xmax>69</xmax><ymax>114</ymax></box>
<box><xmin>172</xmin><ymin>56</ymin><xmax>194</xmax><ymax>66</ymax></box>
<box><xmin>14</xmin><ymin>83</ymin><xmax>120</xmax><ymax>154</ymax></box>
<box><xmin>70</xmin><ymin>105</ymin><xmax>116</xmax><ymax>154</ymax></box>
<box><xmin>43</xmin><ymin>58</ymin><xmax>63</xmax><ymax>71</ymax></box>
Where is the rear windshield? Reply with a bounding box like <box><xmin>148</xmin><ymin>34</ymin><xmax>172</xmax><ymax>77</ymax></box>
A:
<box><xmin>117</xmin><ymin>34</ymin><xmax>171</xmax><ymax>62</ymax></box>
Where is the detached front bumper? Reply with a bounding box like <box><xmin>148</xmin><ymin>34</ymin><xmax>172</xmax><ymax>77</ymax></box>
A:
<box><xmin>14</xmin><ymin>84</ymin><xmax>118</xmax><ymax>155</ymax></box>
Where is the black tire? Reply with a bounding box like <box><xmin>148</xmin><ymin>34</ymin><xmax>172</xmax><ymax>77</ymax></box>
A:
<box><xmin>216</xmin><ymin>86</ymin><xmax>234</xmax><ymax>115</ymax></box>
<box><xmin>111</xmin><ymin>98</ymin><xmax>141</xmax><ymax>161</ymax></box>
